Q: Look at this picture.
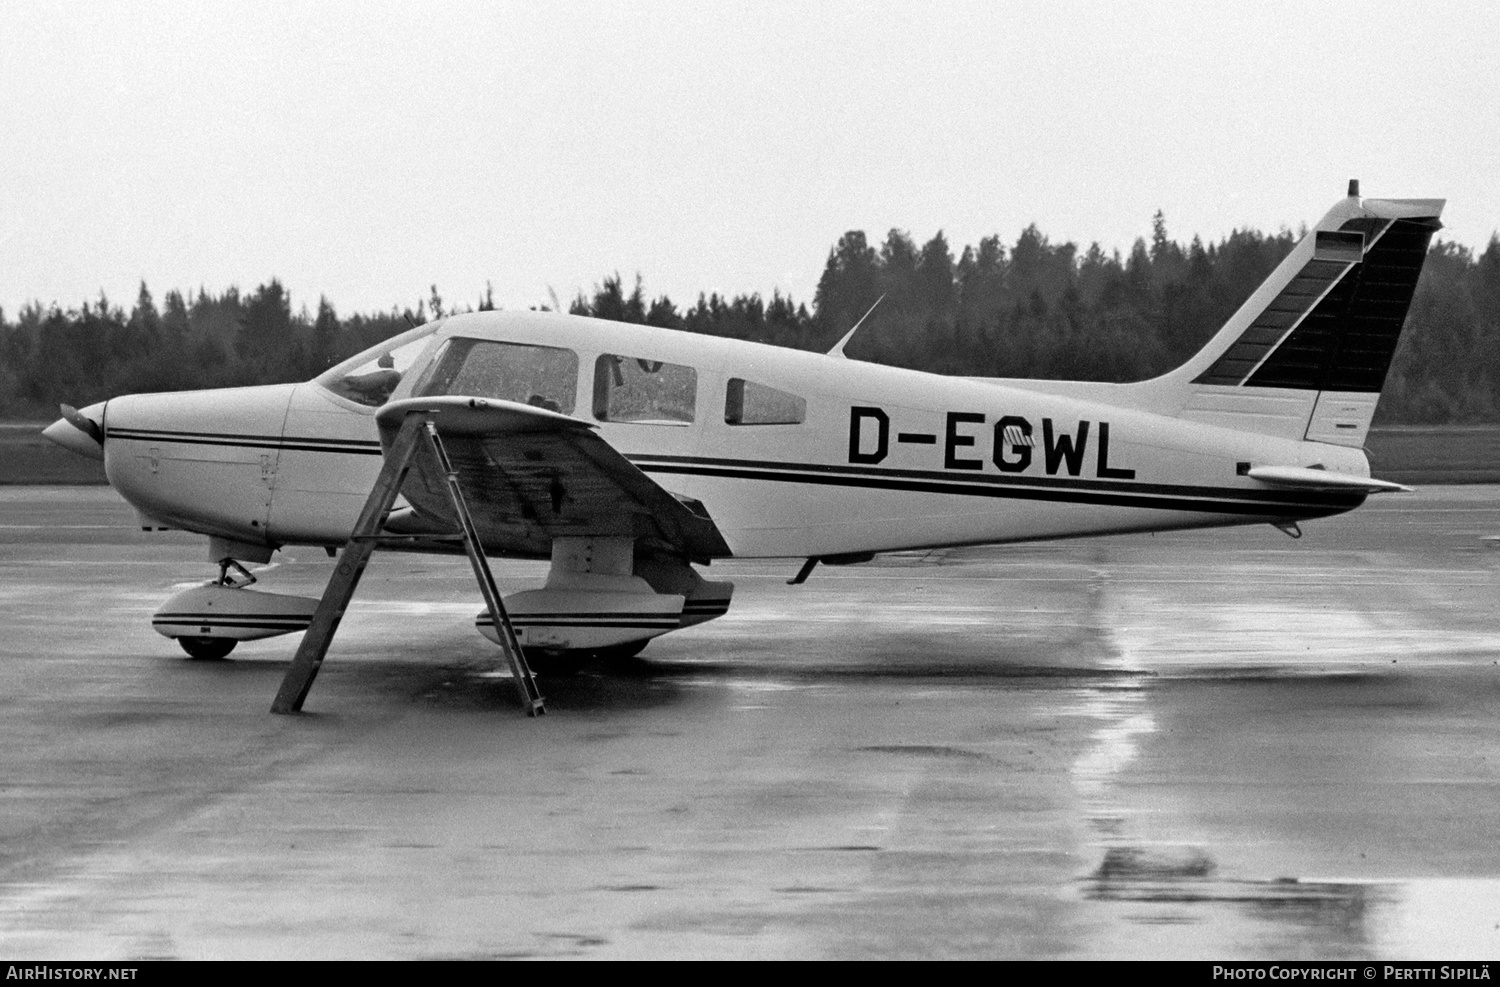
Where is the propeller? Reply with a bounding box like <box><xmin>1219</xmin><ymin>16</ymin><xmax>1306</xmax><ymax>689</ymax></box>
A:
<box><xmin>59</xmin><ymin>404</ymin><xmax>104</xmax><ymax>446</ymax></box>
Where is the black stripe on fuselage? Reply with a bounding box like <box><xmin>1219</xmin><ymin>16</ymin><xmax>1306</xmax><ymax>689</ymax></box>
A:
<box><xmin>477</xmin><ymin>609</ymin><xmax>681</xmax><ymax>617</ymax></box>
<box><xmin>153</xmin><ymin>619</ymin><xmax>311</xmax><ymax>630</ymax></box>
<box><xmin>107</xmin><ymin>427</ymin><xmax>382</xmax><ymax>456</ymax></box>
<box><xmin>479</xmin><ymin>620</ymin><xmax>679</xmax><ymax>630</ymax></box>
<box><xmin>154</xmin><ymin>612</ymin><xmax>313</xmax><ymax>620</ymax></box>
<box><xmin>483</xmin><ymin>618</ymin><xmax>680</xmax><ymax>626</ymax></box>
<box><xmin>626</xmin><ymin>454</ymin><xmax>1363</xmax><ymax>519</ymax></box>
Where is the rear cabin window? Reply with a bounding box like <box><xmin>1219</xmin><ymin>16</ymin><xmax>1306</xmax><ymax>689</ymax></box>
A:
<box><xmin>725</xmin><ymin>378</ymin><xmax>807</xmax><ymax>425</ymax></box>
<box><xmin>593</xmin><ymin>355</ymin><xmax>697</xmax><ymax>425</ymax></box>
<box><xmin>413</xmin><ymin>338</ymin><xmax>579</xmax><ymax>414</ymax></box>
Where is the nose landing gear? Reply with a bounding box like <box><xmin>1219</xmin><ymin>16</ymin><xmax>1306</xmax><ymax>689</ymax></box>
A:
<box><xmin>174</xmin><ymin>559</ymin><xmax>257</xmax><ymax>658</ymax></box>
<box><xmin>214</xmin><ymin>558</ymin><xmax>258</xmax><ymax>589</ymax></box>
<box><xmin>152</xmin><ymin>555</ymin><xmax>319</xmax><ymax>660</ymax></box>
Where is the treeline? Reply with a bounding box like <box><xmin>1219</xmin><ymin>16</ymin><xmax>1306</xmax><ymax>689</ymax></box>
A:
<box><xmin>0</xmin><ymin>282</ymin><xmax>458</xmax><ymax>416</ymax></box>
<box><xmin>569</xmin><ymin>217</ymin><xmax>1500</xmax><ymax>424</ymax></box>
<box><xmin>2</xmin><ymin>218</ymin><xmax>1497</xmax><ymax>423</ymax></box>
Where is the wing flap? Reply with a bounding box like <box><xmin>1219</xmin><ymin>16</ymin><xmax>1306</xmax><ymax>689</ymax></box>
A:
<box><xmin>375</xmin><ymin>396</ymin><xmax>731</xmax><ymax>560</ymax></box>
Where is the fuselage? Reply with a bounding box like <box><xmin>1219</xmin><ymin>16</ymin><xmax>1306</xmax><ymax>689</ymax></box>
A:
<box><xmin>90</xmin><ymin>309</ymin><xmax>1371</xmax><ymax>560</ymax></box>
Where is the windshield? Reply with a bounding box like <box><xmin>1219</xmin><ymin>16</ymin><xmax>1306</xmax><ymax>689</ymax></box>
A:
<box><xmin>315</xmin><ymin>322</ymin><xmax>441</xmax><ymax>408</ymax></box>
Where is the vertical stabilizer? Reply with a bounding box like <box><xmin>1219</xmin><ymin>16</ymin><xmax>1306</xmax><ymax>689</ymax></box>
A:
<box><xmin>1157</xmin><ymin>189</ymin><xmax>1443</xmax><ymax>445</ymax></box>
<box><xmin>996</xmin><ymin>187</ymin><xmax>1444</xmax><ymax>448</ymax></box>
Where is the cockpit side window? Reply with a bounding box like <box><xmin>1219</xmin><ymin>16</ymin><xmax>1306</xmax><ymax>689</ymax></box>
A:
<box><xmin>593</xmin><ymin>354</ymin><xmax>697</xmax><ymax>425</ymax></box>
<box><xmin>412</xmin><ymin>338</ymin><xmax>579</xmax><ymax>414</ymax></box>
<box><xmin>725</xmin><ymin>378</ymin><xmax>807</xmax><ymax>425</ymax></box>
<box><xmin>315</xmin><ymin>323</ymin><xmax>440</xmax><ymax>408</ymax></box>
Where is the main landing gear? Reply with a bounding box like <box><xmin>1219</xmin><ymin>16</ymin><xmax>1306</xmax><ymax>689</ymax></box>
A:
<box><xmin>524</xmin><ymin>639</ymin><xmax>651</xmax><ymax>677</ymax></box>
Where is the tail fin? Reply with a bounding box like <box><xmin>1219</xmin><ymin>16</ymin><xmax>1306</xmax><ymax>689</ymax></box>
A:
<box><xmin>1170</xmin><ymin>186</ymin><xmax>1443</xmax><ymax>445</ymax></box>
<box><xmin>1004</xmin><ymin>186</ymin><xmax>1444</xmax><ymax>447</ymax></box>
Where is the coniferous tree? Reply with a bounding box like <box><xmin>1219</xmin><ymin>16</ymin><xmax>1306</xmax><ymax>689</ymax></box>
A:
<box><xmin>312</xmin><ymin>296</ymin><xmax>339</xmax><ymax>372</ymax></box>
<box><xmin>1</xmin><ymin>217</ymin><xmax>1494</xmax><ymax>425</ymax></box>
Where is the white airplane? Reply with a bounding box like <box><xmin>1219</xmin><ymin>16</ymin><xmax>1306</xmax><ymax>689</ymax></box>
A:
<box><xmin>44</xmin><ymin>184</ymin><xmax>1442</xmax><ymax>714</ymax></box>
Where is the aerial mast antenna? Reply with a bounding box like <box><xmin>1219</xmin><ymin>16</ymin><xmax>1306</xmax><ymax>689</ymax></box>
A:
<box><xmin>827</xmin><ymin>294</ymin><xmax>886</xmax><ymax>359</ymax></box>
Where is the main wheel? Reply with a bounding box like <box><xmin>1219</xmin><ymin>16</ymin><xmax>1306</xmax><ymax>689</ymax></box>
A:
<box><xmin>179</xmin><ymin>637</ymin><xmax>237</xmax><ymax>660</ymax></box>
<box><xmin>522</xmin><ymin>648</ymin><xmax>588</xmax><ymax>677</ymax></box>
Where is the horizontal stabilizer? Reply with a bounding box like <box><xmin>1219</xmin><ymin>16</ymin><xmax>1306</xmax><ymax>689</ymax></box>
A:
<box><xmin>1246</xmin><ymin>465</ymin><xmax>1411</xmax><ymax>494</ymax></box>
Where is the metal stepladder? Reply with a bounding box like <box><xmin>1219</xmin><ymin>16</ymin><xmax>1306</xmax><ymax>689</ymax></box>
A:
<box><xmin>271</xmin><ymin>412</ymin><xmax>545</xmax><ymax>716</ymax></box>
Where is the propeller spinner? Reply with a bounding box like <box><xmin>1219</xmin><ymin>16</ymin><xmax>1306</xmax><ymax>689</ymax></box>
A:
<box><xmin>42</xmin><ymin>402</ymin><xmax>106</xmax><ymax>460</ymax></box>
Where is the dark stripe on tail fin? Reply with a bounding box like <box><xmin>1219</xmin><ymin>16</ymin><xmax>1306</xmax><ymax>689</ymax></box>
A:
<box><xmin>1249</xmin><ymin>216</ymin><xmax>1440</xmax><ymax>391</ymax></box>
<box><xmin>1191</xmin><ymin>251</ymin><xmax>1356</xmax><ymax>386</ymax></box>
<box><xmin>1191</xmin><ymin>215</ymin><xmax>1440</xmax><ymax>392</ymax></box>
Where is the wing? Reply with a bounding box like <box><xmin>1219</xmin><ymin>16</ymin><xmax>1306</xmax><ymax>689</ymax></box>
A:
<box><xmin>374</xmin><ymin>396</ymin><xmax>732</xmax><ymax>562</ymax></box>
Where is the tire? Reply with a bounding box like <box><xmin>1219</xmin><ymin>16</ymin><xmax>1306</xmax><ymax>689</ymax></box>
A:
<box><xmin>179</xmin><ymin>637</ymin><xmax>237</xmax><ymax>660</ymax></box>
<box><xmin>522</xmin><ymin>649</ymin><xmax>588</xmax><ymax>677</ymax></box>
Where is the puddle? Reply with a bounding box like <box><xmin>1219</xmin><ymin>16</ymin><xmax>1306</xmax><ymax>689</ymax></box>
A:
<box><xmin>1067</xmin><ymin>678</ymin><xmax>1500</xmax><ymax>958</ymax></box>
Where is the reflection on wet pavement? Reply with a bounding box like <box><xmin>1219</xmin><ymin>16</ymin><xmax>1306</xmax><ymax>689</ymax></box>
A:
<box><xmin>1</xmin><ymin>486</ymin><xmax>1497</xmax><ymax>957</ymax></box>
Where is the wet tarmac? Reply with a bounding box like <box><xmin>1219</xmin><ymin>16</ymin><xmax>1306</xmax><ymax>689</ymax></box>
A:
<box><xmin>0</xmin><ymin>485</ymin><xmax>1497</xmax><ymax>959</ymax></box>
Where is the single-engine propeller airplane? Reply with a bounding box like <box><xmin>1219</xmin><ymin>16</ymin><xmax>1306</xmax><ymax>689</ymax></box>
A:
<box><xmin>44</xmin><ymin>183</ymin><xmax>1443</xmax><ymax>715</ymax></box>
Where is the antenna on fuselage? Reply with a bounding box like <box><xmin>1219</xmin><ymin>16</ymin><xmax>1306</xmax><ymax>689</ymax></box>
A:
<box><xmin>827</xmin><ymin>294</ymin><xmax>886</xmax><ymax>359</ymax></box>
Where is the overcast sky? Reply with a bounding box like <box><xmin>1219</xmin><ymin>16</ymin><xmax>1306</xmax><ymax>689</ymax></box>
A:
<box><xmin>2</xmin><ymin>0</ymin><xmax>1496</xmax><ymax>318</ymax></box>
